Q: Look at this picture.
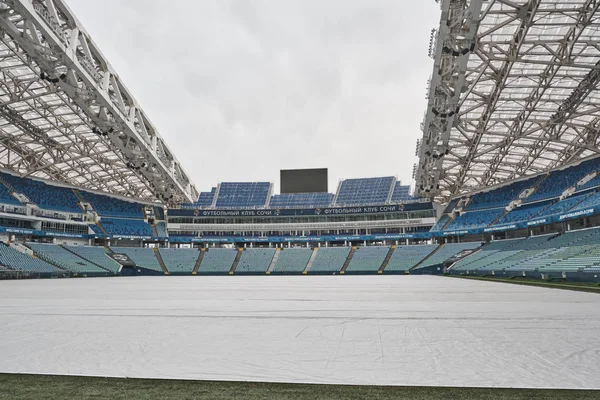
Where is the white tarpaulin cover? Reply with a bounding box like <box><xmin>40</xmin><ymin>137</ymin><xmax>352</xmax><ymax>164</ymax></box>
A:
<box><xmin>0</xmin><ymin>275</ymin><xmax>599</xmax><ymax>389</ymax></box>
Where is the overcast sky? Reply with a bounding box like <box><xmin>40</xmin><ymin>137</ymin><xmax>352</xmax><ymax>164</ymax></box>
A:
<box><xmin>67</xmin><ymin>0</ymin><xmax>440</xmax><ymax>195</ymax></box>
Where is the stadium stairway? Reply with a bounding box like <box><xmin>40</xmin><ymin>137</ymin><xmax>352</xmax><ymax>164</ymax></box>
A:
<box><xmin>303</xmin><ymin>247</ymin><xmax>318</xmax><ymax>274</ymax></box>
<box><xmin>378</xmin><ymin>245</ymin><xmax>396</xmax><ymax>274</ymax></box>
<box><xmin>153</xmin><ymin>248</ymin><xmax>169</xmax><ymax>274</ymax></box>
<box><xmin>150</xmin><ymin>223</ymin><xmax>159</xmax><ymax>237</ymax></box>
<box><xmin>440</xmin><ymin>216</ymin><xmax>454</xmax><ymax>230</ymax></box>
<box><xmin>192</xmin><ymin>248</ymin><xmax>205</xmax><ymax>275</ymax></box>
<box><xmin>339</xmin><ymin>247</ymin><xmax>357</xmax><ymax>274</ymax></box>
<box><xmin>409</xmin><ymin>244</ymin><xmax>442</xmax><ymax>271</ymax></box>
<box><xmin>60</xmin><ymin>245</ymin><xmax>113</xmax><ymax>273</ymax></box>
<box><xmin>230</xmin><ymin>248</ymin><xmax>244</xmax><ymax>275</ymax></box>
<box><xmin>266</xmin><ymin>248</ymin><xmax>281</xmax><ymax>275</ymax></box>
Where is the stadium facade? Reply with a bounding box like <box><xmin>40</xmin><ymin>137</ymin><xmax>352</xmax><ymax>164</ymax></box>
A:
<box><xmin>0</xmin><ymin>0</ymin><xmax>599</xmax><ymax>281</ymax></box>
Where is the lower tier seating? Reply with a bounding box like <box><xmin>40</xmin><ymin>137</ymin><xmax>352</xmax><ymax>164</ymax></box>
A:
<box><xmin>345</xmin><ymin>246</ymin><xmax>389</xmax><ymax>273</ymax></box>
<box><xmin>452</xmin><ymin>228</ymin><xmax>600</xmax><ymax>273</ymax></box>
<box><xmin>0</xmin><ymin>242</ymin><xmax>62</xmax><ymax>273</ymax></box>
<box><xmin>198</xmin><ymin>248</ymin><xmax>237</xmax><ymax>273</ymax></box>
<box><xmin>63</xmin><ymin>245</ymin><xmax>120</xmax><ymax>273</ymax></box>
<box><xmin>272</xmin><ymin>248</ymin><xmax>312</xmax><ymax>273</ymax></box>
<box><xmin>235</xmin><ymin>248</ymin><xmax>276</xmax><ymax>273</ymax></box>
<box><xmin>159</xmin><ymin>248</ymin><xmax>200</xmax><ymax>273</ymax></box>
<box><xmin>309</xmin><ymin>247</ymin><xmax>350</xmax><ymax>273</ymax></box>
<box><xmin>27</xmin><ymin>243</ymin><xmax>107</xmax><ymax>274</ymax></box>
<box><xmin>110</xmin><ymin>247</ymin><xmax>162</xmax><ymax>271</ymax></box>
<box><xmin>418</xmin><ymin>242</ymin><xmax>481</xmax><ymax>268</ymax></box>
<box><xmin>384</xmin><ymin>244</ymin><xmax>438</xmax><ymax>272</ymax></box>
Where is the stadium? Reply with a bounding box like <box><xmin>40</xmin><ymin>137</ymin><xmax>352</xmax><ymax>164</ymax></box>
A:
<box><xmin>0</xmin><ymin>0</ymin><xmax>599</xmax><ymax>398</ymax></box>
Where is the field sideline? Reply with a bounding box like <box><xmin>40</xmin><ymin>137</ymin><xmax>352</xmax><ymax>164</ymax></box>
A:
<box><xmin>450</xmin><ymin>275</ymin><xmax>600</xmax><ymax>293</ymax></box>
<box><xmin>1</xmin><ymin>374</ymin><xmax>599</xmax><ymax>400</ymax></box>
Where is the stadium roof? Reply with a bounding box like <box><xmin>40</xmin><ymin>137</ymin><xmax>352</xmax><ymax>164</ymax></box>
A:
<box><xmin>415</xmin><ymin>0</ymin><xmax>600</xmax><ymax>202</ymax></box>
<box><xmin>0</xmin><ymin>0</ymin><xmax>198</xmax><ymax>204</ymax></box>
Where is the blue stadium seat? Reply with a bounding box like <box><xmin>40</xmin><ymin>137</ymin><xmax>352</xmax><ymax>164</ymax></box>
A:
<box><xmin>445</xmin><ymin>208</ymin><xmax>504</xmax><ymax>230</ymax></box>
<box><xmin>0</xmin><ymin>180</ymin><xmax>21</xmax><ymax>206</ymax></box>
<box><xmin>390</xmin><ymin>182</ymin><xmax>413</xmax><ymax>202</ymax></box>
<box><xmin>196</xmin><ymin>187</ymin><xmax>216</xmax><ymax>207</ymax></box>
<box><xmin>1</xmin><ymin>173</ymin><xmax>80</xmax><ymax>212</ymax></box>
<box><xmin>80</xmin><ymin>190</ymin><xmax>144</xmax><ymax>218</ymax></box>
<box><xmin>335</xmin><ymin>176</ymin><xmax>395</xmax><ymax>206</ymax></box>
<box><xmin>215</xmin><ymin>182</ymin><xmax>271</xmax><ymax>208</ymax></box>
<box><xmin>269</xmin><ymin>193</ymin><xmax>333</xmax><ymax>208</ymax></box>
<box><xmin>525</xmin><ymin>158</ymin><xmax>600</xmax><ymax>203</ymax></box>
<box><xmin>101</xmin><ymin>218</ymin><xmax>153</xmax><ymax>236</ymax></box>
<box><xmin>466</xmin><ymin>177</ymin><xmax>540</xmax><ymax>211</ymax></box>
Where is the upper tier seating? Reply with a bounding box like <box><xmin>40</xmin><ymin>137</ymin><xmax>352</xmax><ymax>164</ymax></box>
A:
<box><xmin>235</xmin><ymin>248</ymin><xmax>276</xmax><ymax>273</ymax></box>
<box><xmin>64</xmin><ymin>245</ymin><xmax>120</xmax><ymax>273</ymax></box>
<box><xmin>196</xmin><ymin>187</ymin><xmax>216</xmax><ymax>207</ymax></box>
<box><xmin>345</xmin><ymin>246</ymin><xmax>388</xmax><ymax>273</ymax></box>
<box><xmin>1</xmin><ymin>173</ymin><xmax>80</xmax><ymax>212</ymax></box>
<box><xmin>0</xmin><ymin>242</ymin><xmax>62</xmax><ymax>273</ymax></box>
<box><xmin>272</xmin><ymin>248</ymin><xmax>312</xmax><ymax>273</ymax></box>
<box><xmin>215</xmin><ymin>182</ymin><xmax>271</xmax><ymax>208</ymax></box>
<box><xmin>269</xmin><ymin>193</ymin><xmax>333</xmax><ymax>208</ymax></box>
<box><xmin>390</xmin><ymin>182</ymin><xmax>413</xmax><ymax>202</ymax></box>
<box><xmin>567</xmin><ymin>191</ymin><xmax>600</xmax><ymax>212</ymax></box>
<box><xmin>0</xmin><ymin>180</ymin><xmax>20</xmax><ymax>205</ymax></box>
<box><xmin>110</xmin><ymin>247</ymin><xmax>162</xmax><ymax>271</ymax></box>
<box><xmin>335</xmin><ymin>176</ymin><xmax>395</xmax><ymax>206</ymax></box>
<box><xmin>540</xmin><ymin>193</ymin><xmax>595</xmax><ymax>217</ymax></box>
<box><xmin>525</xmin><ymin>158</ymin><xmax>600</xmax><ymax>203</ymax></box>
<box><xmin>80</xmin><ymin>191</ymin><xmax>144</xmax><ymax>218</ymax></box>
<box><xmin>418</xmin><ymin>242</ymin><xmax>480</xmax><ymax>268</ymax></box>
<box><xmin>198</xmin><ymin>248</ymin><xmax>237</xmax><ymax>273</ymax></box>
<box><xmin>27</xmin><ymin>243</ymin><xmax>108</xmax><ymax>275</ymax></box>
<box><xmin>431</xmin><ymin>215</ymin><xmax>450</xmax><ymax>231</ymax></box>
<box><xmin>309</xmin><ymin>247</ymin><xmax>350</xmax><ymax>273</ymax></box>
<box><xmin>159</xmin><ymin>248</ymin><xmax>200</xmax><ymax>273</ymax></box>
<box><xmin>101</xmin><ymin>218</ymin><xmax>153</xmax><ymax>236</ymax></box>
<box><xmin>494</xmin><ymin>202</ymin><xmax>550</xmax><ymax>225</ymax></box>
<box><xmin>466</xmin><ymin>177</ymin><xmax>540</xmax><ymax>211</ymax></box>
<box><xmin>445</xmin><ymin>208</ymin><xmax>504</xmax><ymax>230</ymax></box>
<box><xmin>384</xmin><ymin>245</ymin><xmax>438</xmax><ymax>272</ymax></box>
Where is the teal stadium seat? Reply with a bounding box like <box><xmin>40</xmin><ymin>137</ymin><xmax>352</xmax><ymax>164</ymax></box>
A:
<box><xmin>159</xmin><ymin>248</ymin><xmax>200</xmax><ymax>274</ymax></box>
<box><xmin>27</xmin><ymin>243</ymin><xmax>108</xmax><ymax>275</ymax></box>
<box><xmin>384</xmin><ymin>245</ymin><xmax>437</xmax><ymax>272</ymax></box>
<box><xmin>345</xmin><ymin>246</ymin><xmax>389</xmax><ymax>273</ymax></box>
<box><xmin>309</xmin><ymin>247</ymin><xmax>350</xmax><ymax>273</ymax></box>
<box><xmin>235</xmin><ymin>248</ymin><xmax>276</xmax><ymax>274</ymax></box>
<box><xmin>272</xmin><ymin>248</ymin><xmax>312</xmax><ymax>273</ymax></box>
<box><xmin>198</xmin><ymin>248</ymin><xmax>237</xmax><ymax>274</ymax></box>
<box><xmin>110</xmin><ymin>247</ymin><xmax>162</xmax><ymax>271</ymax></box>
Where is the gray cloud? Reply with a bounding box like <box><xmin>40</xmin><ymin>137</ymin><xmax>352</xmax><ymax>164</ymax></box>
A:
<box><xmin>67</xmin><ymin>0</ymin><xmax>440</xmax><ymax>195</ymax></box>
